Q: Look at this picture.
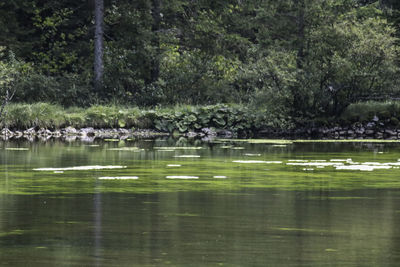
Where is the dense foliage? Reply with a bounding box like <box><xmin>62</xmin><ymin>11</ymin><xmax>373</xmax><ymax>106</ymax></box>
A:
<box><xmin>3</xmin><ymin>103</ymin><xmax>291</xmax><ymax>135</ymax></box>
<box><xmin>1</xmin><ymin>0</ymin><xmax>400</xmax><ymax>128</ymax></box>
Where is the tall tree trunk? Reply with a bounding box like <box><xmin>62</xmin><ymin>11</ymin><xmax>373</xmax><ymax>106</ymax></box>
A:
<box><xmin>296</xmin><ymin>0</ymin><xmax>305</xmax><ymax>69</ymax></box>
<box><xmin>94</xmin><ymin>0</ymin><xmax>104</xmax><ymax>92</ymax></box>
<box><xmin>150</xmin><ymin>0</ymin><xmax>161</xmax><ymax>83</ymax></box>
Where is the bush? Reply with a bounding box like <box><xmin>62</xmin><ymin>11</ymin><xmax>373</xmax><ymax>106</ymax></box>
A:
<box><xmin>340</xmin><ymin>101</ymin><xmax>400</xmax><ymax>123</ymax></box>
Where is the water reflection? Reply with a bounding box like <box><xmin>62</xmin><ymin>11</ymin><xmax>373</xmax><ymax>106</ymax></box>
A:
<box><xmin>1</xmin><ymin>139</ymin><xmax>400</xmax><ymax>265</ymax></box>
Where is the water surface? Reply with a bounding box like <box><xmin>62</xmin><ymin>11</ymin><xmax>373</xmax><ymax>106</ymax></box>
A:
<box><xmin>1</xmin><ymin>138</ymin><xmax>400</xmax><ymax>266</ymax></box>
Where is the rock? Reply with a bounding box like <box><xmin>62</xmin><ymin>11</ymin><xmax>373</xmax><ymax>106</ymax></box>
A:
<box><xmin>365</xmin><ymin>129</ymin><xmax>375</xmax><ymax>135</ymax></box>
<box><xmin>37</xmin><ymin>128</ymin><xmax>52</xmax><ymax>136</ymax></box>
<box><xmin>63</xmin><ymin>126</ymin><xmax>77</xmax><ymax>135</ymax></box>
<box><xmin>373</xmin><ymin>115</ymin><xmax>379</xmax><ymax>122</ymax></box>
<box><xmin>1</xmin><ymin>128</ymin><xmax>13</xmax><ymax>137</ymax></box>
<box><xmin>355</xmin><ymin>128</ymin><xmax>365</xmax><ymax>135</ymax></box>
<box><xmin>385</xmin><ymin>129</ymin><xmax>397</xmax><ymax>136</ymax></box>
<box><xmin>366</xmin><ymin>122</ymin><xmax>375</xmax><ymax>129</ymax></box>
<box><xmin>117</xmin><ymin>128</ymin><xmax>130</xmax><ymax>135</ymax></box>
<box><xmin>376</xmin><ymin>132</ymin><xmax>384</xmax><ymax>139</ymax></box>
<box><xmin>347</xmin><ymin>130</ymin><xmax>354</xmax><ymax>135</ymax></box>
<box><xmin>14</xmin><ymin>131</ymin><xmax>23</xmax><ymax>137</ymax></box>
<box><xmin>79</xmin><ymin>127</ymin><xmax>95</xmax><ymax>136</ymax></box>
<box><xmin>201</xmin><ymin>128</ymin><xmax>217</xmax><ymax>137</ymax></box>
<box><xmin>24</xmin><ymin>127</ymin><xmax>36</xmax><ymax>136</ymax></box>
<box><xmin>52</xmin><ymin>130</ymin><xmax>62</xmax><ymax>137</ymax></box>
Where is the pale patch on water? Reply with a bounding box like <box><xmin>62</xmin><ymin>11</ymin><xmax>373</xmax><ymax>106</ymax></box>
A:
<box><xmin>107</xmin><ymin>147</ymin><xmax>143</xmax><ymax>151</ymax></box>
<box><xmin>335</xmin><ymin>165</ymin><xmax>392</xmax><ymax>171</ymax></box>
<box><xmin>244</xmin><ymin>153</ymin><xmax>261</xmax><ymax>157</ymax></box>
<box><xmin>311</xmin><ymin>160</ymin><xmax>327</xmax><ymax>162</ymax></box>
<box><xmin>155</xmin><ymin>147</ymin><xmax>203</xmax><ymax>150</ymax></box>
<box><xmin>232</xmin><ymin>147</ymin><xmax>245</xmax><ymax>150</ymax></box>
<box><xmin>5</xmin><ymin>148</ymin><xmax>29</xmax><ymax>151</ymax></box>
<box><xmin>213</xmin><ymin>176</ymin><xmax>227</xmax><ymax>179</ymax></box>
<box><xmin>166</xmin><ymin>176</ymin><xmax>199</xmax><ymax>179</ymax></box>
<box><xmin>98</xmin><ymin>176</ymin><xmax>139</xmax><ymax>180</ymax></box>
<box><xmin>288</xmin><ymin>160</ymin><xmax>309</xmax><ymax>162</ymax></box>
<box><xmin>53</xmin><ymin>171</ymin><xmax>64</xmax><ymax>174</ymax></box>
<box><xmin>33</xmin><ymin>165</ymin><xmax>127</xmax><ymax>171</ymax></box>
<box><xmin>233</xmin><ymin>160</ymin><xmax>282</xmax><ymax>164</ymax></box>
<box><xmin>272</xmin><ymin>145</ymin><xmax>287</xmax><ymax>147</ymax></box>
<box><xmin>287</xmin><ymin>162</ymin><xmax>344</xmax><ymax>167</ymax></box>
<box><xmin>174</xmin><ymin>155</ymin><xmax>201</xmax><ymax>158</ymax></box>
<box><xmin>167</xmin><ymin>164</ymin><xmax>181</xmax><ymax>167</ymax></box>
<box><xmin>220</xmin><ymin>145</ymin><xmax>233</xmax><ymax>149</ymax></box>
<box><xmin>303</xmin><ymin>168</ymin><xmax>314</xmax><ymax>171</ymax></box>
<box><xmin>157</xmin><ymin>149</ymin><xmax>175</xmax><ymax>152</ymax></box>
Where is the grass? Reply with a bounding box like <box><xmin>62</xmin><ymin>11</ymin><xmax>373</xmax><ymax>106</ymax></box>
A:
<box><xmin>2</xmin><ymin>103</ymin><xmax>154</xmax><ymax>130</ymax></box>
<box><xmin>3</xmin><ymin>100</ymin><xmax>400</xmax><ymax>132</ymax></box>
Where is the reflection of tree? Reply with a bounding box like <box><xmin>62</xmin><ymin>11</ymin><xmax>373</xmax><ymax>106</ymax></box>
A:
<box><xmin>93</xmin><ymin>179</ymin><xmax>102</xmax><ymax>266</ymax></box>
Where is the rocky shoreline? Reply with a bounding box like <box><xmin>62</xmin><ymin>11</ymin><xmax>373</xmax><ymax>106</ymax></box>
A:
<box><xmin>0</xmin><ymin>127</ymin><xmax>170</xmax><ymax>142</ymax></box>
<box><xmin>0</xmin><ymin>126</ymin><xmax>228</xmax><ymax>142</ymax></box>
<box><xmin>2</xmin><ymin>117</ymin><xmax>400</xmax><ymax>141</ymax></box>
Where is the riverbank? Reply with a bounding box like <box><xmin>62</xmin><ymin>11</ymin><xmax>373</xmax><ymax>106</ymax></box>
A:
<box><xmin>2</xmin><ymin>101</ymin><xmax>400</xmax><ymax>141</ymax></box>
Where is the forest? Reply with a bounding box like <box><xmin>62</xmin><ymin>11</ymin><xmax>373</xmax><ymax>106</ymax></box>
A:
<box><xmin>1</xmin><ymin>0</ymin><xmax>400</xmax><ymax>133</ymax></box>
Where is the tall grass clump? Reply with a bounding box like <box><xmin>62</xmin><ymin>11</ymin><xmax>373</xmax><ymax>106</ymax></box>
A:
<box><xmin>5</xmin><ymin>103</ymin><xmax>65</xmax><ymax>129</ymax></box>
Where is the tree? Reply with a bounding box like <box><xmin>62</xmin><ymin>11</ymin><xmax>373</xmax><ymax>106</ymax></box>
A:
<box><xmin>94</xmin><ymin>0</ymin><xmax>104</xmax><ymax>92</ymax></box>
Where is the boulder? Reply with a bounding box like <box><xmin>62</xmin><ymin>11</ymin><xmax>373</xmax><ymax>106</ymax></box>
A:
<box><xmin>365</xmin><ymin>129</ymin><xmax>375</xmax><ymax>135</ymax></box>
<box><xmin>1</xmin><ymin>128</ymin><xmax>13</xmax><ymax>137</ymax></box>
<box><xmin>79</xmin><ymin>127</ymin><xmax>95</xmax><ymax>136</ymax></box>
<box><xmin>385</xmin><ymin>129</ymin><xmax>397</xmax><ymax>136</ymax></box>
<box><xmin>23</xmin><ymin>127</ymin><xmax>36</xmax><ymax>136</ymax></box>
<box><xmin>201</xmin><ymin>128</ymin><xmax>217</xmax><ymax>137</ymax></box>
<box><xmin>37</xmin><ymin>128</ymin><xmax>52</xmax><ymax>136</ymax></box>
<box><xmin>63</xmin><ymin>126</ymin><xmax>78</xmax><ymax>135</ymax></box>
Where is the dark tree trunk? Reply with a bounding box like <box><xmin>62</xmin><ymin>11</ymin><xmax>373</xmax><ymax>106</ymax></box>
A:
<box><xmin>94</xmin><ymin>0</ymin><xmax>104</xmax><ymax>92</ymax></box>
<box><xmin>296</xmin><ymin>0</ymin><xmax>305</xmax><ymax>69</ymax></box>
<box><xmin>150</xmin><ymin>0</ymin><xmax>161</xmax><ymax>83</ymax></box>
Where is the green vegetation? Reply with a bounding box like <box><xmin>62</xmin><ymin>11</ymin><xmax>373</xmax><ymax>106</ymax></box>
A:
<box><xmin>340</xmin><ymin>101</ymin><xmax>400</xmax><ymax>124</ymax></box>
<box><xmin>1</xmin><ymin>1</ymin><xmax>400</xmax><ymax>129</ymax></box>
<box><xmin>3</xmin><ymin>103</ymin><xmax>287</xmax><ymax>133</ymax></box>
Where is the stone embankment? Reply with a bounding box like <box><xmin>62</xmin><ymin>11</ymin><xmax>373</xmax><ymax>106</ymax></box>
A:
<box><xmin>260</xmin><ymin>119</ymin><xmax>400</xmax><ymax>139</ymax></box>
<box><xmin>0</xmin><ymin>127</ymin><xmax>226</xmax><ymax>141</ymax></box>
<box><xmin>1</xmin><ymin>118</ymin><xmax>400</xmax><ymax>141</ymax></box>
<box><xmin>0</xmin><ymin>127</ymin><xmax>168</xmax><ymax>141</ymax></box>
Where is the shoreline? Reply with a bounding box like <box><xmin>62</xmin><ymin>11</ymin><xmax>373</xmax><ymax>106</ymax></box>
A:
<box><xmin>1</xmin><ymin>124</ymin><xmax>400</xmax><ymax>142</ymax></box>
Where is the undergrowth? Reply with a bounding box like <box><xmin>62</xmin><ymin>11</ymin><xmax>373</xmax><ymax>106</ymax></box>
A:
<box><xmin>1</xmin><ymin>102</ymin><xmax>293</xmax><ymax>133</ymax></box>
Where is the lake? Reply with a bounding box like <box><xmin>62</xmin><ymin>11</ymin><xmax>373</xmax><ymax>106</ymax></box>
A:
<box><xmin>1</xmin><ymin>138</ymin><xmax>400</xmax><ymax>266</ymax></box>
